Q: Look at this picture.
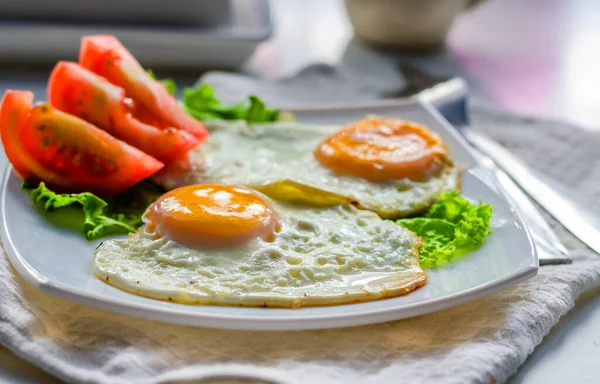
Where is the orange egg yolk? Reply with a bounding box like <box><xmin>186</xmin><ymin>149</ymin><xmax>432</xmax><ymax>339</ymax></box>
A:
<box><xmin>144</xmin><ymin>184</ymin><xmax>279</xmax><ymax>249</ymax></box>
<box><xmin>313</xmin><ymin>117</ymin><xmax>449</xmax><ymax>182</ymax></box>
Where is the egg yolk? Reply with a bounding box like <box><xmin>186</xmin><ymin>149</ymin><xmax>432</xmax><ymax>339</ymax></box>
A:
<box><xmin>144</xmin><ymin>184</ymin><xmax>279</xmax><ymax>249</ymax></box>
<box><xmin>313</xmin><ymin>117</ymin><xmax>450</xmax><ymax>182</ymax></box>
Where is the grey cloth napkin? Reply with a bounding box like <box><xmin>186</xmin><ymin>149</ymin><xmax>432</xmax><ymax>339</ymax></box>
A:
<box><xmin>0</xmin><ymin>66</ymin><xmax>599</xmax><ymax>384</ymax></box>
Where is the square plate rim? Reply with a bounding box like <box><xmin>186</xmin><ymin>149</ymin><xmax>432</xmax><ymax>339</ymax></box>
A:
<box><xmin>0</xmin><ymin>100</ymin><xmax>538</xmax><ymax>331</ymax></box>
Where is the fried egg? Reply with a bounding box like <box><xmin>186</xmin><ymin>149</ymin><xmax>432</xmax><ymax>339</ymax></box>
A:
<box><xmin>156</xmin><ymin>116</ymin><xmax>460</xmax><ymax>219</ymax></box>
<box><xmin>93</xmin><ymin>184</ymin><xmax>425</xmax><ymax>307</ymax></box>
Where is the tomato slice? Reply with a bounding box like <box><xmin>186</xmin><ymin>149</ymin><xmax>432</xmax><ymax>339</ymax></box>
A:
<box><xmin>150</xmin><ymin>152</ymin><xmax>195</xmax><ymax>190</ymax></box>
<box><xmin>0</xmin><ymin>90</ymin><xmax>164</xmax><ymax>195</ymax></box>
<box><xmin>79</xmin><ymin>35</ymin><xmax>209</xmax><ymax>140</ymax></box>
<box><xmin>1</xmin><ymin>90</ymin><xmax>37</xmax><ymax>179</ymax></box>
<box><xmin>48</xmin><ymin>61</ymin><xmax>201</xmax><ymax>163</ymax></box>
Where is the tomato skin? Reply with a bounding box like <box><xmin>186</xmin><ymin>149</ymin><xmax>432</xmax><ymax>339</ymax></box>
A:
<box><xmin>79</xmin><ymin>35</ymin><xmax>209</xmax><ymax>141</ymax></box>
<box><xmin>1</xmin><ymin>91</ymin><xmax>77</xmax><ymax>189</ymax></box>
<box><xmin>1</xmin><ymin>90</ymin><xmax>37</xmax><ymax>179</ymax></box>
<box><xmin>22</xmin><ymin>103</ymin><xmax>164</xmax><ymax>195</ymax></box>
<box><xmin>1</xmin><ymin>90</ymin><xmax>164</xmax><ymax>196</ymax></box>
<box><xmin>48</xmin><ymin>61</ymin><xmax>201</xmax><ymax>163</ymax></box>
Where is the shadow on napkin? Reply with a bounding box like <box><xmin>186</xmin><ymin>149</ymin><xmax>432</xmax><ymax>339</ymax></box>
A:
<box><xmin>2</xmin><ymin>246</ymin><xmax>598</xmax><ymax>384</ymax></box>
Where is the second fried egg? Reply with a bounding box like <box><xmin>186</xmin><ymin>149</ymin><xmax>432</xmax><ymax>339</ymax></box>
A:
<box><xmin>154</xmin><ymin>116</ymin><xmax>460</xmax><ymax>219</ymax></box>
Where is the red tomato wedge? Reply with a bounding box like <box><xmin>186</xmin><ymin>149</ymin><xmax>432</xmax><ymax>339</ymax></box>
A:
<box><xmin>1</xmin><ymin>90</ymin><xmax>38</xmax><ymax>179</ymax></box>
<box><xmin>79</xmin><ymin>35</ymin><xmax>208</xmax><ymax>141</ymax></box>
<box><xmin>48</xmin><ymin>61</ymin><xmax>201</xmax><ymax>163</ymax></box>
<box><xmin>0</xmin><ymin>90</ymin><xmax>164</xmax><ymax>195</ymax></box>
<box><xmin>150</xmin><ymin>152</ymin><xmax>195</xmax><ymax>190</ymax></box>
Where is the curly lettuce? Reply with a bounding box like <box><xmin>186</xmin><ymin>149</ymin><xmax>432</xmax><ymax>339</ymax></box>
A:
<box><xmin>398</xmin><ymin>190</ymin><xmax>492</xmax><ymax>268</ymax></box>
<box><xmin>182</xmin><ymin>84</ymin><xmax>279</xmax><ymax>123</ymax></box>
<box><xmin>23</xmin><ymin>181</ymin><xmax>164</xmax><ymax>240</ymax></box>
<box><xmin>146</xmin><ymin>69</ymin><xmax>279</xmax><ymax>123</ymax></box>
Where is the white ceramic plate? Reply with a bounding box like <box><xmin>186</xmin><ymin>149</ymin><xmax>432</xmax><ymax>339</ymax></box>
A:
<box><xmin>0</xmin><ymin>100</ymin><xmax>538</xmax><ymax>331</ymax></box>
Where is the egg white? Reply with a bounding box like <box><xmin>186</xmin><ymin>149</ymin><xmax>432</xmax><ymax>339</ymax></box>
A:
<box><xmin>156</xmin><ymin>119</ymin><xmax>460</xmax><ymax>219</ymax></box>
<box><xmin>93</xmin><ymin>200</ymin><xmax>425</xmax><ymax>308</ymax></box>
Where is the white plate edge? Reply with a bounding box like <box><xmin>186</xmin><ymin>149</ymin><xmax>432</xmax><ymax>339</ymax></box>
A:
<box><xmin>0</xmin><ymin>99</ymin><xmax>539</xmax><ymax>330</ymax></box>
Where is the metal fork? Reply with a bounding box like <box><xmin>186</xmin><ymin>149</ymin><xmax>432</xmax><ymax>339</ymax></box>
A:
<box><xmin>413</xmin><ymin>74</ymin><xmax>571</xmax><ymax>265</ymax></box>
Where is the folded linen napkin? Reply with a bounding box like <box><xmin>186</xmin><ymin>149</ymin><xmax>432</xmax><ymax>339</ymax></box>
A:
<box><xmin>1</xmin><ymin>66</ymin><xmax>600</xmax><ymax>384</ymax></box>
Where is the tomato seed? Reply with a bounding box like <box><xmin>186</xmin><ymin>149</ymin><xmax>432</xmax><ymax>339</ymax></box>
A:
<box><xmin>91</xmin><ymin>156</ymin><xmax>101</xmax><ymax>173</ymax></box>
<box><xmin>41</xmin><ymin>137</ymin><xmax>51</xmax><ymax>148</ymax></box>
<box><xmin>72</xmin><ymin>154</ymin><xmax>81</xmax><ymax>167</ymax></box>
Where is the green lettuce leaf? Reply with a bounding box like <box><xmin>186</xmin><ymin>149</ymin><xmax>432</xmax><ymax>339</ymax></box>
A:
<box><xmin>146</xmin><ymin>69</ymin><xmax>278</xmax><ymax>122</ymax></box>
<box><xmin>23</xmin><ymin>181</ymin><xmax>164</xmax><ymax>240</ymax></box>
<box><xmin>398</xmin><ymin>190</ymin><xmax>492</xmax><ymax>268</ymax></box>
<box><xmin>181</xmin><ymin>83</ymin><xmax>279</xmax><ymax>123</ymax></box>
<box><xmin>245</xmin><ymin>95</ymin><xmax>280</xmax><ymax>123</ymax></box>
<box><xmin>161</xmin><ymin>79</ymin><xmax>177</xmax><ymax>95</ymax></box>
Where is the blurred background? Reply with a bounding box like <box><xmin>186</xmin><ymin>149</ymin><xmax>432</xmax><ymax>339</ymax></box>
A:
<box><xmin>0</xmin><ymin>0</ymin><xmax>598</xmax><ymax>126</ymax></box>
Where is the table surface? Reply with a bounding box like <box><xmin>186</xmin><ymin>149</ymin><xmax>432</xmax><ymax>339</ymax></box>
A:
<box><xmin>1</xmin><ymin>0</ymin><xmax>599</xmax><ymax>383</ymax></box>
